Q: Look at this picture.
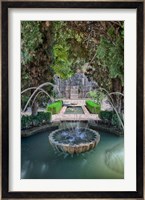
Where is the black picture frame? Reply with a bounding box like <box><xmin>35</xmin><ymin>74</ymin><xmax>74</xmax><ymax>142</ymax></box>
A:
<box><xmin>1</xmin><ymin>1</ymin><xmax>144</xmax><ymax>199</ymax></box>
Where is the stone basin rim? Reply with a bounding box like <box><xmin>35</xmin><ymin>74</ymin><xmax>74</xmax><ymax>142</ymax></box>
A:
<box><xmin>49</xmin><ymin>127</ymin><xmax>100</xmax><ymax>154</ymax></box>
<box><xmin>49</xmin><ymin>127</ymin><xmax>100</xmax><ymax>146</ymax></box>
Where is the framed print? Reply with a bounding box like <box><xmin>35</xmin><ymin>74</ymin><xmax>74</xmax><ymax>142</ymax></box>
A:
<box><xmin>1</xmin><ymin>1</ymin><xmax>144</xmax><ymax>199</ymax></box>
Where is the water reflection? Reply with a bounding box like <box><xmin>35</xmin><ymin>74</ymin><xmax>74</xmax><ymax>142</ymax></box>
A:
<box><xmin>21</xmin><ymin>122</ymin><xmax>124</xmax><ymax>179</ymax></box>
<box><xmin>105</xmin><ymin>143</ymin><xmax>124</xmax><ymax>174</ymax></box>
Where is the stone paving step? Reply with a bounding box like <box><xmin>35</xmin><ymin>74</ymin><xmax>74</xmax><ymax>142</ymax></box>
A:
<box><xmin>21</xmin><ymin>99</ymin><xmax>111</xmax><ymax>122</ymax></box>
<box><xmin>52</xmin><ymin>100</ymin><xmax>100</xmax><ymax>122</ymax></box>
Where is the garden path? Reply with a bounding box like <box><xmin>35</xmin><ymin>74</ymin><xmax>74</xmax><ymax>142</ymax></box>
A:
<box><xmin>51</xmin><ymin>99</ymin><xmax>111</xmax><ymax>122</ymax></box>
<box><xmin>22</xmin><ymin>99</ymin><xmax>112</xmax><ymax>123</ymax></box>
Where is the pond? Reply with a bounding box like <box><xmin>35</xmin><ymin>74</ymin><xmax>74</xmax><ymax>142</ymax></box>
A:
<box><xmin>21</xmin><ymin>122</ymin><xmax>124</xmax><ymax>179</ymax></box>
<box><xmin>64</xmin><ymin>106</ymin><xmax>84</xmax><ymax>114</ymax></box>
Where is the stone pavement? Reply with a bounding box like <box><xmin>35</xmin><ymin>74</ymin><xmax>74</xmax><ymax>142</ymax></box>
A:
<box><xmin>22</xmin><ymin>99</ymin><xmax>112</xmax><ymax>122</ymax></box>
<box><xmin>52</xmin><ymin>99</ymin><xmax>100</xmax><ymax>122</ymax></box>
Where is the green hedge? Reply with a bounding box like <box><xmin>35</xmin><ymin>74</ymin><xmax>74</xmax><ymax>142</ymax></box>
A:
<box><xmin>99</xmin><ymin>110</ymin><xmax>123</xmax><ymax>128</ymax></box>
<box><xmin>21</xmin><ymin>112</ymin><xmax>52</xmax><ymax>129</ymax></box>
<box><xmin>85</xmin><ymin>100</ymin><xmax>101</xmax><ymax>114</ymax></box>
<box><xmin>99</xmin><ymin>111</ymin><xmax>114</xmax><ymax>124</ymax></box>
<box><xmin>111</xmin><ymin>113</ymin><xmax>123</xmax><ymax>128</ymax></box>
<box><xmin>46</xmin><ymin>100</ymin><xmax>63</xmax><ymax>114</ymax></box>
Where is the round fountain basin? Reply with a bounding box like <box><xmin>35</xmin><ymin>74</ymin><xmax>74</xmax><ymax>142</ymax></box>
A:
<box><xmin>49</xmin><ymin>128</ymin><xmax>100</xmax><ymax>154</ymax></box>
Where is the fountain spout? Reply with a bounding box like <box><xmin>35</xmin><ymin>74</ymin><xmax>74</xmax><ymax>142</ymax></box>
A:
<box><xmin>21</xmin><ymin>82</ymin><xmax>60</xmax><ymax>113</ymax></box>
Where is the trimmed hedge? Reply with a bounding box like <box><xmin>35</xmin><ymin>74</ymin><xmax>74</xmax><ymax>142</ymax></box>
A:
<box><xmin>21</xmin><ymin>112</ymin><xmax>52</xmax><ymax>130</ymax></box>
<box><xmin>99</xmin><ymin>111</ymin><xmax>114</xmax><ymax>124</ymax></box>
<box><xmin>111</xmin><ymin>113</ymin><xmax>124</xmax><ymax>128</ymax></box>
<box><xmin>86</xmin><ymin>100</ymin><xmax>101</xmax><ymax>114</ymax></box>
<box><xmin>99</xmin><ymin>110</ymin><xmax>123</xmax><ymax>128</ymax></box>
<box><xmin>46</xmin><ymin>100</ymin><xmax>63</xmax><ymax>114</ymax></box>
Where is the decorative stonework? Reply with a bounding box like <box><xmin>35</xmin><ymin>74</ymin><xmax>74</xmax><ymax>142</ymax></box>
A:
<box><xmin>49</xmin><ymin>127</ymin><xmax>100</xmax><ymax>154</ymax></box>
<box><xmin>54</xmin><ymin>72</ymin><xmax>97</xmax><ymax>99</ymax></box>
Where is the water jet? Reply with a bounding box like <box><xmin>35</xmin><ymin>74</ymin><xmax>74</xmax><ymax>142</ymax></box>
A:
<box><xmin>49</xmin><ymin>127</ymin><xmax>100</xmax><ymax>154</ymax></box>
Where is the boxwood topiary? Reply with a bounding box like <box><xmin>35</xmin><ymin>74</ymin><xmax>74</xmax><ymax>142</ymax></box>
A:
<box><xmin>86</xmin><ymin>100</ymin><xmax>101</xmax><ymax>114</ymax></box>
<box><xmin>46</xmin><ymin>100</ymin><xmax>63</xmax><ymax>114</ymax></box>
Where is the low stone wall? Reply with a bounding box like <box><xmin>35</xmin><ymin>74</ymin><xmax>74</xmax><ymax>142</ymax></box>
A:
<box><xmin>88</xmin><ymin>121</ymin><xmax>124</xmax><ymax>136</ymax></box>
<box><xmin>21</xmin><ymin>123</ymin><xmax>60</xmax><ymax>137</ymax></box>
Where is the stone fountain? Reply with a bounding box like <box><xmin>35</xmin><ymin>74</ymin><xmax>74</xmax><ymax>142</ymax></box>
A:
<box><xmin>49</xmin><ymin>127</ymin><xmax>100</xmax><ymax>154</ymax></box>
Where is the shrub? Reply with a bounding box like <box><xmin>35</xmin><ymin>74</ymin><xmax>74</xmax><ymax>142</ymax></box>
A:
<box><xmin>99</xmin><ymin>111</ymin><xmax>114</xmax><ymax>124</ymax></box>
<box><xmin>99</xmin><ymin>110</ymin><xmax>123</xmax><ymax>129</ymax></box>
<box><xmin>21</xmin><ymin>95</ymin><xmax>29</xmax><ymax>109</ymax></box>
<box><xmin>88</xmin><ymin>90</ymin><xmax>105</xmax><ymax>104</ymax></box>
<box><xmin>21</xmin><ymin>115</ymin><xmax>32</xmax><ymax>129</ymax></box>
<box><xmin>86</xmin><ymin>100</ymin><xmax>101</xmax><ymax>114</ymax></box>
<box><xmin>21</xmin><ymin>111</ymin><xmax>52</xmax><ymax>130</ymax></box>
<box><xmin>46</xmin><ymin>100</ymin><xmax>63</xmax><ymax>114</ymax></box>
<box><xmin>111</xmin><ymin>113</ymin><xmax>123</xmax><ymax>128</ymax></box>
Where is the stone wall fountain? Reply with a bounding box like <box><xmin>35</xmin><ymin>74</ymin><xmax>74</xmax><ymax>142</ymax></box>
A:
<box><xmin>49</xmin><ymin>127</ymin><xmax>100</xmax><ymax>154</ymax></box>
<box><xmin>54</xmin><ymin>72</ymin><xmax>97</xmax><ymax>99</ymax></box>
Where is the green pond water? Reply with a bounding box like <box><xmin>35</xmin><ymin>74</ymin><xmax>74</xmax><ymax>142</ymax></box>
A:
<box><xmin>64</xmin><ymin>106</ymin><xmax>84</xmax><ymax>114</ymax></box>
<box><xmin>21</xmin><ymin>122</ymin><xmax>124</xmax><ymax>179</ymax></box>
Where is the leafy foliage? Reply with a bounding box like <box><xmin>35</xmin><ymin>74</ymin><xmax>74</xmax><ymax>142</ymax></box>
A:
<box><xmin>99</xmin><ymin>110</ymin><xmax>123</xmax><ymax>128</ymax></box>
<box><xmin>79</xmin><ymin>21</ymin><xmax>124</xmax><ymax>92</ymax></box>
<box><xmin>96</xmin><ymin>35</ymin><xmax>124</xmax><ymax>85</ymax></box>
<box><xmin>111</xmin><ymin>113</ymin><xmax>124</xmax><ymax>128</ymax></box>
<box><xmin>88</xmin><ymin>90</ymin><xmax>105</xmax><ymax>104</ymax></box>
<box><xmin>52</xmin><ymin>22</ymin><xmax>87</xmax><ymax>79</ymax></box>
<box><xmin>46</xmin><ymin>100</ymin><xmax>63</xmax><ymax>114</ymax></box>
<box><xmin>21</xmin><ymin>95</ymin><xmax>29</xmax><ymax>109</ymax></box>
<box><xmin>21</xmin><ymin>21</ymin><xmax>54</xmax><ymax>89</ymax></box>
<box><xmin>21</xmin><ymin>21</ymin><xmax>124</xmax><ymax>115</ymax></box>
<box><xmin>21</xmin><ymin>21</ymin><xmax>43</xmax><ymax>65</ymax></box>
<box><xmin>86</xmin><ymin>100</ymin><xmax>101</xmax><ymax>114</ymax></box>
<box><xmin>21</xmin><ymin>112</ymin><xmax>52</xmax><ymax>129</ymax></box>
<box><xmin>99</xmin><ymin>111</ymin><xmax>114</xmax><ymax>124</ymax></box>
<box><xmin>21</xmin><ymin>21</ymin><xmax>55</xmax><ymax>113</ymax></box>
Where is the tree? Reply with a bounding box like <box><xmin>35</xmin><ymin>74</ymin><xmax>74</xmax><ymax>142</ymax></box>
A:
<box><xmin>21</xmin><ymin>21</ymin><xmax>54</xmax><ymax>115</ymax></box>
<box><xmin>53</xmin><ymin>21</ymin><xmax>124</xmax><ymax>111</ymax></box>
<box><xmin>96</xmin><ymin>23</ymin><xmax>124</xmax><ymax>112</ymax></box>
<box><xmin>51</xmin><ymin>21</ymin><xmax>124</xmax><ymax>95</ymax></box>
<box><xmin>52</xmin><ymin>21</ymin><xmax>87</xmax><ymax>79</ymax></box>
<box><xmin>21</xmin><ymin>21</ymin><xmax>124</xmax><ymax>114</ymax></box>
<box><xmin>65</xmin><ymin>21</ymin><xmax>124</xmax><ymax>111</ymax></box>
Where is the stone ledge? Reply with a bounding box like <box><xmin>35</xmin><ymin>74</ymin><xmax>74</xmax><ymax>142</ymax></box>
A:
<box><xmin>21</xmin><ymin>123</ymin><xmax>60</xmax><ymax>137</ymax></box>
<box><xmin>49</xmin><ymin>127</ymin><xmax>100</xmax><ymax>154</ymax></box>
<box><xmin>88</xmin><ymin>122</ymin><xmax>124</xmax><ymax>136</ymax></box>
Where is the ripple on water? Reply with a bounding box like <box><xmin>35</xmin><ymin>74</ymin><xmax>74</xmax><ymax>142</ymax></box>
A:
<box><xmin>21</xmin><ymin>125</ymin><xmax>124</xmax><ymax>179</ymax></box>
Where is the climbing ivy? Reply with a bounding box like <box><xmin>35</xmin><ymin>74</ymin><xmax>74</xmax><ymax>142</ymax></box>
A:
<box><xmin>52</xmin><ymin>22</ymin><xmax>87</xmax><ymax>79</ymax></box>
<box><xmin>21</xmin><ymin>21</ymin><xmax>54</xmax><ymax>88</ymax></box>
<box><xmin>21</xmin><ymin>21</ymin><xmax>43</xmax><ymax>65</ymax></box>
<box><xmin>96</xmin><ymin>35</ymin><xmax>124</xmax><ymax>85</ymax></box>
<box><xmin>21</xmin><ymin>21</ymin><xmax>124</xmax><ymax>113</ymax></box>
<box><xmin>21</xmin><ymin>21</ymin><xmax>54</xmax><ymax>113</ymax></box>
